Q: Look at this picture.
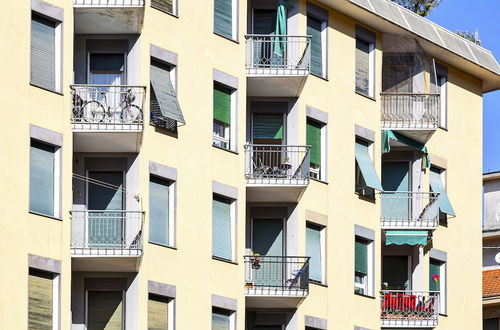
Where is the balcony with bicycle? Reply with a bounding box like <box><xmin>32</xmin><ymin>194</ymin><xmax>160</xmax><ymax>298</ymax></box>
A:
<box><xmin>244</xmin><ymin>144</ymin><xmax>310</xmax><ymax>202</ymax></box>
<box><xmin>70</xmin><ymin>210</ymin><xmax>144</xmax><ymax>271</ymax></box>
<box><xmin>70</xmin><ymin>85</ymin><xmax>146</xmax><ymax>152</ymax></box>
<box><xmin>73</xmin><ymin>0</ymin><xmax>144</xmax><ymax>34</ymax></box>
<box><xmin>244</xmin><ymin>255</ymin><xmax>309</xmax><ymax>308</ymax></box>
<box><xmin>381</xmin><ymin>291</ymin><xmax>439</xmax><ymax>328</ymax></box>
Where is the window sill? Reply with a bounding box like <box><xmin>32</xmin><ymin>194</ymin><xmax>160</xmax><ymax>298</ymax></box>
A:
<box><xmin>148</xmin><ymin>241</ymin><xmax>177</xmax><ymax>250</ymax></box>
<box><xmin>439</xmin><ymin>126</ymin><xmax>448</xmax><ymax>131</ymax></box>
<box><xmin>212</xmin><ymin>144</ymin><xmax>238</xmax><ymax>155</ymax></box>
<box><xmin>355</xmin><ymin>192</ymin><xmax>376</xmax><ymax>203</ymax></box>
<box><xmin>212</xmin><ymin>256</ymin><xmax>238</xmax><ymax>265</ymax></box>
<box><xmin>354</xmin><ymin>292</ymin><xmax>375</xmax><ymax>299</ymax></box>
<box><xmin>310</xmin><ymin>177</ymin><xmax>328</xmax><ymax>185</ymax></box>
<box><xmin>309</xmin><ymin>281</ymin><xmax>327</xmax><ymax>288</ymax></box>
<box><xmin>439</xmin><ymin>313</ymin><xmax>448</xmax><ymax>317</ymax></box>
<box><xmin>213</xmin><ymin>32</ymin><xmax>239</xmax><ymax>44</ymax></box>
<box><xmin>151</xmin><ymin>4</ymin><xmax>179</xmax><ymax>18</ymax></box>
<box><xmin>310</xmin><ymin>72</ymin><xmax>328</xmax><ymax>81</ymax></box>
<box><xmin>355</xmin><ymin>91</ymin><xmax>376</xmax><ymax>101</ymax></box>
<box><xmin>29</xmin><ymin>211</ymin><xmax>62</xmax><ymax>221</ymax></box>
<box><xmin>30</xmin><ymin>83</ymin><xmax>63</xmax><ymax>96</ymax></box>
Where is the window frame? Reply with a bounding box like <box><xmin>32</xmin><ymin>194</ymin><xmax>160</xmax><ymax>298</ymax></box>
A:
<box><xmin>430</xmin><ymin>257</ymin><xmax>447</xmax><ymax>315</ymax></box>
<box><xmin>354</xmin><ymin>233</ymin><xmax>374</xmax><ymax>297</ymax></box>
<box><xmin>354</xmin><ymin>137</ymin><xmax>375</xmax><ymax>197</ymax></box>
<box><xmin>149</xmin><ymin>174</ymin><xmax>176</xmax><ymax>248</ymax></box>
<box><xmin>213</xmin><ymin>82</ymin><xmax>237</xmax><ymax>152</ymax></box>
<box><xmin>28</xmin><ymin>268</ymin><xmax>60</xmax><ymax>330</ymax></box>
<box><xmin>438</xmin><ymin>74</ymin><xmax>448</xmax><ymax>130</ymax></box>
<box><xmin>213</xmin><ymin>0</ymin><xmax>239</xmax><ymax>42</ymax></box>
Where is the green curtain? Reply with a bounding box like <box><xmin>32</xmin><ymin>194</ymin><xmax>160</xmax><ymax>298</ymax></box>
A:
<box><xmin>253</xmin><ymin>115</ymin><xmax>283</xmax><ymax>140</ymax></box>
<box><xmin>429</xmin><ymin>260</ymin><xmax>441</xmax><ymax>292</ymax></box>
<box><xmin>306</xmin><ymin>120</ymin><xmax>321</xmax><ymax>166</ymax></box>
<box><xmin>382</xmin><ymin>130</ymin><xmax>430</xmax><ymax>168</ymax></box>
<box><xmin>212</xmin><ymin>196</ymin><xmax>232</xmax><ymax>260</ymax></box>
<box><xmin>355</xmin><ymin>238</ymin><xmax>368</xmax><ymax>275</ymax></box>
<box><xmin>273</xmin><ymin>1</ymin><xmax>290</xmax><ymax>57</ymax></box>
<box><xmin>213</xmin><ymin>84</ymin><xmax>231</xmax><ymax>125</ymax></box>
<box><xmin>429</xmin><ymin>166</ymin><xmax>456</xmax><ymax>216</ymax></box>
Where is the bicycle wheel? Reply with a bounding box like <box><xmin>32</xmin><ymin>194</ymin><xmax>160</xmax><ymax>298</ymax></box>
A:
<box><xmin>82</xmin><ymin>101</ymin><xmax>106</xmax><ymax>123</ymax></box>
<box><xmin>122</xmin><ymin>104</ymin><xmax>143</xmax><ymax>123</ymax></box>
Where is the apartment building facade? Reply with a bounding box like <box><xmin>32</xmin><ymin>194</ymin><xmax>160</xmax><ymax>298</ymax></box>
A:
<box><xmin>1</xmin><ymin>0</ymin><xmax>499</xmax><ymax>329</ymax></box>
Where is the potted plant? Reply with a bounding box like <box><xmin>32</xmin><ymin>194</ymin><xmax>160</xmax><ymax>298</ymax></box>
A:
<box><xmin>250</xmin><ymin>252</ymin><xmax>261</xmax><ymax>270</ymax></box>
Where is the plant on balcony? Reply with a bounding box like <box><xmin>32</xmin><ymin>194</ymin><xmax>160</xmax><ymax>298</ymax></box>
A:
<box><xmin>250</xmin><ymin>252</ymin><xmax>261</xmax><ymax>270</ymax></box>
<box><xmin>456</xmin><ymin>29</ymin><xmax>481</xmax><ymax>45</ymax></box>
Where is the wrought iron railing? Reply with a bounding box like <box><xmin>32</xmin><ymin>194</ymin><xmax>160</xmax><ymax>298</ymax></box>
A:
<box><xmin>71</xmin><ymin>85</ymin><xmax>146</xmax><ymax>129</ymax></box>
<box><xmin>244</xmin><ymin>144</ymin><xmax>310</xmax><ymax>185</ymax></box>
<box><xmin>381</xmin><ymin>290</ymin><xmax>439</xmax><ymax>327</ymax></box>
<box><xmin>381</xmin><ymin>93</ymin><xmax>440</xmax><ymax>129</ymax></box>
<box><xmin>380</xmin><ymin>192</ymin><xmax>440</xmax><ymax>229</ymax></box>
<box><xmin>245</xmin><ymin>35</ymin><xmax>311</xmax><ymax>75</ymax></box>
<box><xmin>73</xmin><ymin>0</ymin><xmax>144</xmax><ymax>6</ymax></box>
<box><xmin>70</xmin><ymin>210</ymin><xmax>144</xmax><ymax>256</ymax></box>
<box><xmin>244</xmin><ymin>256</ymin><xmax>310</xmax><ymax>296</ymax></box>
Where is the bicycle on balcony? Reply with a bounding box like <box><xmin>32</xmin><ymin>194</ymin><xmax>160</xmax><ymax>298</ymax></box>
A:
<box><xmin>72</xmin><ymin>86</ymin><xmax>143</xmax><ymax>124</ymax></box>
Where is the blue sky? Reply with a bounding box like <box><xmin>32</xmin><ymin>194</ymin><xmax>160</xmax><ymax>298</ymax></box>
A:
<box><xmin>427</xmin><ymin>0</ymin><xmax>500</xmax><ymax>173</ymax></box>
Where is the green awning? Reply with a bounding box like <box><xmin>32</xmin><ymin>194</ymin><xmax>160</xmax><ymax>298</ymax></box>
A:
<box><xmin>382</xmin><ymin>130</ymin><xmax>430</xmax><ymax>168</ymax></box>
<box><xmin>385</xmin><ymin>230</ymin><xmax>428</xmax><ymax>246</ymax></box>
<box><xmin>355</xmin><ymin>140</ymin><xmax>383</xmax><ymax>191</ymax></box>
<box><xmin>429</xmin><ymin>167</ymin><xmax>455</xmax><ymax>216</ymax></box>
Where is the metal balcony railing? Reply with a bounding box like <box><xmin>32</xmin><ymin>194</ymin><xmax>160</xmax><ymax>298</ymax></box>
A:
<box><xmin>73</xmin><ymin>0</ymin><xmax>144</xmax><ymax>6</ymax></box>
<box><xmin>244</xmin><ymin>256</ymin><xmax>310</xmax><ymax>297</ymax></box>
<box><xmin>381</xmin><ymin>93</ymin><xmax>440</xmax><ymax>129</ymax></box>
<box><xmin>380</xmin><ymin>192</ymin><xmax>440</xmax><ymax>229</ymax></box>
<box><xmin>244</xmin><ymin>144</ymin><xmax>310</xmax><ymax>186</ymax></box>
<box><xmin>71</xmin><ymin>85</ymin><xmax>146</xmax><ymax>130</ymax></box>
<box><xmin>70</xmin><ymin>210</ymin><xmax>144</xmax><ymax>256</ymax></box>
<box><xmin>245</xmin><ymin>35</ymin><xmax>311</xmax><ymax>76</ymax></box>
<box><xmin>381</xmin><ymin>290</ymin><xmax>439</xmax><ymax>327</ymax></box>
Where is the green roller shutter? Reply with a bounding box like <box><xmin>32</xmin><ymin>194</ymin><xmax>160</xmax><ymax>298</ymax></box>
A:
<box><xmin>306</xmin><ymin>224</ymin><xmax>322</xmax><ymax>282</ymax></box>
<box><xmin>212</xmin><ymin>309</ymin><xmax>230</xmax><ymax>330</ymax></box>
<box><xmin>253</xmin><ymin>114</ymin><xmax>283</xmax><ymax>140</ymax></box>
<box><xmin>429</xmin><ymin>166</ymin><xmax>455</xmax><ymax>216</ymax></box>
<box><xmin>149</xmin><ymin>176</ymin><xmax>170</xmax><ymax>246</ymax></box>
<box><xmin>429</xmin><ymin>260</ymin><xmax>441</xmax><ymax>292</ymax></box>
<box><xmin>148</xmin><ymin>294</ymin><xmax>169</xmax><ymax>330</ymax></box>
<box><xmin>307</xmin><ymin>15</ymin><xmax>323</xmax><ymax>76</ymax></box>
<box><xmin>214</xmin><ymin>0</ymin><xmax>232</xmax><ymax>38</ymax></box>
<box><xmin>212</xmin><ymin>196</ymin><xmax>232</xmax><ymax>260</ymax></box>
<box><xmin>28</xmin><ymin>269</ymin><xmax>53</xmax><ymax>330</ymax></box>
<box><xmin>151</xmin><ymin>0</ymin><xmax>173</xmax><ymax>13</ymax></box>
<box><xmin>87</xmin><ymin>291</ymin><xmax>124</xmax><ymax>329</ymax></box>
<box><xmin>31</xmin><ymin>14</ymin><xmax>56</xmax><ymax>91</ymax></box>
<box><xmin>150</xmin><ymin>60</ymin><xmax>185</xmax><ymax>125</ymax></box>
<box><xmin>30</xmin><ymin>140</ymin><xmax>55</xmax><ymax>217</ymax></box>
<box><xmin>306</xmin><ymin>119</ymin><xmax>321</xmax><ymax>166</ymax></box>
<box><xmin>214</xmin><ymin>84</ymin><xmax>231</xmax><ymax>125</ymax></box>
<box><xmin>355</xmin><ymin>238</ymin><xmax>368</xmax><ymax>275</ymax></box>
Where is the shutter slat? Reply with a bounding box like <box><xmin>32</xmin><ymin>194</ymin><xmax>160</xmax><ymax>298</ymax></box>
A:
<box><xmin>214</xmin><ymin>0</ymin><xmax>232</xmax><ymax>38</ymax></box>
<box><xmin>148</xmin><ymin>294</ymin><xmax>169</xmax><ymax>330</ymax></box>
<box><xmin>307</xmin><ymin>16</ymin><xmax>323</xmax><ymax>76</ymax></box>
<box><xmin>212</xmin><ymin>197</ymin><xmax>232</xmax><ymax>260</ymax></box>
<box><xmin>31</xmin><ymin>14</ymin><xmax>56</xmax><ymax>90</ymax></box>
<box><xmin>355</xmin><ymin>238</ymin><xmax>368</xmax><ymax>275</ymax></box>
<box><xmin>253</xmin><ymin>114</ymin><xmax>283</xmax><ymax>140</ymax></box>
<box><xmin>306</xmin><ymin>225</ymin><xmax>322</xmax><ymax>282</ymax></box>
<box><xmin>306</xmin><ymin>120</ymin><xmax>321</xmax><ymax>166</ymax></box>
<box><xmin>151</xmin><ymin>0</ymin><xmax>173</xmax><ymax>14</ymax></box>
<box><xmin>28</xmin><ymin>269</ymin><xmax>53</xmax><ymax>330</ymax></box>
<box><xmin>30</xmin><ymin>141</ymin><xmax>55</xmax><ymax>216</ymax></box>
<box><xmin>355</xmin><ymin>39</ymin><xmax>370</xmax><ymax>95</ymax></box>
<box><xmin>149</xmin><ymin>176</ymin><xmax>170</xmax><ymax>246</ymax></box>
<box><xmin>150</xmin><ymin>61</ymin><xmax>185</xmax><ymax>124</ymax></box>
<box><xmin>213</xmin><ymin>84</ymin><xmax>231</xmax><ymax>125</ymax></box>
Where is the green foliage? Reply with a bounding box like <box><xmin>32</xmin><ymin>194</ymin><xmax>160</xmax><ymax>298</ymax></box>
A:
<box><xmin>391</xmin><ymin>0</ymin><xmax>441</xmax><ymax>17</ymax></box>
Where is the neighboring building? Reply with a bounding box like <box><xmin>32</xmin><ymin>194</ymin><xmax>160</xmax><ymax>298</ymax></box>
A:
<box><xmin>1</xmin><ymin>0</ymin><xmax>499</xmax><ymax>329</ymax></box>
<box><xmin>483</xmin><ymin>172</ymin><xmax>500</xmax><ymax>330</ymax></box>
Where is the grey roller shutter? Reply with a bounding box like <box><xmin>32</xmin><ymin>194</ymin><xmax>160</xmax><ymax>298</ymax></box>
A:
<box><xmin>212</xmin><ymin>196</ymin><xmax>232</xmax><ymax>260</ymax></box>
<box><xmin>31</xmin><ymin>14</ymin><xmax>56</xmax><ymax>90</ymax></box>
<box><xmin>214</xmin><ymin>0</ymin><xmax>233</xmax><ymax>38</ymax></box>
<box><xmin>150</xmin><ymin>60</ymin><xmax>185</xmax><ymax>125</ymax></box>
<box><xmin>30</xmin><ymin>140</ymin><xmax>55</xmax><ymax>217</ymax></box>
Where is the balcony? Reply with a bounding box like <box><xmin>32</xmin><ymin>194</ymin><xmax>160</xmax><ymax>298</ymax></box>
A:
<box><xmin>381</xmin><ymin>93</ymin><xmax>440</xmax><ymax>144</ymax></box>
<box><xmin>244</xmin><ymin>256</ymin><xmax>309</xmax><ymax>308</ymax></box>
<box><xmin>70</xmin><ymin>210</ymin><xmax>144</xmax><ymax>271</ymax></box>
<box><xmin>73</xmin><ymin>0</ymin><xmax>144</xmax><ymax>34</ymax></box>
<box><xmin>381</xmin><ymin>290</ymin><xmax>439</xmax><ymax>328</ymax></box>
<box><xmin>71</xmin><ymin>85</ymin><xmax>145</xmax><ymax>152</ymax></box>
<box><xmin>244</xmin><ymin>144</ymin><xmax>310</xmax><ymax>202</ymax></box>
<box><xmin>380</xmin><ymin>192</ymin><xmax>440</xmax><ymax>230</ymax></box>
<box><xmin>245</xmin><ymin>35</ymin><xmax>311</xmax><ymax>97</ymax></box>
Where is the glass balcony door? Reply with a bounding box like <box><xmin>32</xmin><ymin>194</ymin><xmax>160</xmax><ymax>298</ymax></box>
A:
<box><xmin>383</xmin><ymin>255</ymin><xmax>411</xmax><ymax>290</ymax></box>
<box><xmin>382</xmin><ymin>161</ymin><xmax>411</xmax><ymax>221</ymax></box>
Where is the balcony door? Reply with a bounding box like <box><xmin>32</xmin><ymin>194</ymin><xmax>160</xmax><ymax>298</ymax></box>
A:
<box><xmin>87</xmin><ymin>171</ymin><xmax>124</xmax><ymax>248</ymax></box>
<box><xmin>88</xmin><ymin>53</ymin><xmax>126</xmax><ymax>113</ymax></box>
<box><xmin>382</xmin><ymin>255</ymin><xmax>411</xmax><ymax>290</ymax></box>
<box><xmin>251</xmin><ymin>9</ymin><xmax>281</xmax><ymax>68</ymax></box>
<box><xmin>87</xmin><ymin>290</ymin><xmax>124</xmax><ymax>329</ymax></box>
<box><xmin>382</xmin><ymin>161</ymin><xmax>410</xmax><ymax>221</ymax></box>
<box><xmin>251</xmin><ymin>219</ymin><xmax>285</xmax><ymax>289</ymax></box>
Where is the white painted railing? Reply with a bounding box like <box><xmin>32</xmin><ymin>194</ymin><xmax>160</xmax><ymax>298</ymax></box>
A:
<box><xmin>381</xmin><ymin>93</ymin><xmax>440</xmax><ymax>129</ymax></box>
<box><xmin>73</xmin><ymin>0</ymin><xmax>144</xmax><ymax>6</ymax></box>
<box><xmin>381</xmin><ymin>290</ymin><xmax>439</xmax><ymax>327</ymax></box>
<box><xmin>380</xmin><ymin>192</ymin><xmax>440</xmax><ymax>229</ymax></box>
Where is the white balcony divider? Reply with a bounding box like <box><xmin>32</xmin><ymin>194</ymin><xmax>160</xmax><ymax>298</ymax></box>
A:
<box><xmin>244</xmin><ymin>144</ymin><xmax>311</xmax><ymax>186</ymax></box>
<box><xmin>73</xmin><ymin>0</ymin><xmax>144</xmax><ymax>6</ymax></box>
<box><xmin>381</xmin><ymin>290</ymin><xmax>439</xmax><ymax>328</ymax></box>
<box><xmin>245</xmin><ymin>35</ymin><xmax>311</xmax><ymax>76</ymax></box>
<box><xmin>71</xmin><ymin>85</ymin><xmax>145</xmax><ymax>131</ymax></box>
<box><xmin>244</xmin><ymin>256</ymin><xmax>310</xmax><ymax>297</ymax></box>
<box><xmin>70</xmin><ymin>210</ymin><xmax>144</xmax><ymax>256</ymax></box>
<box><xmin>381</xmin><ymin>93</ymin><xmax>440</xmax><ymax>129</ymax></box>
<box><xmin>380</xmin><ymin>192</ymin><xmax>440</xmax><ymax>229</ymax></box>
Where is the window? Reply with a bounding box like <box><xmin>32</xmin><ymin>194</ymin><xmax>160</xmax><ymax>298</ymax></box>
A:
<box><xmin>87</xmin><ymin>291</ymin><xmax>124</xmax><ymax>328</ymax></box>
<box><xmin>149</xmin><ymin>175</ymin><xmax>175</xmax><ymax>247</ymax></box>
<box><xmin>307</xmin><ymin>15</ymin><xmax>326</xmax><ymax>77</ymax></box>
<box><xmin>430</xmin><ymin>258</ymin><xmax>446</xmax><ymax>314</ymax></box>
<box><xmin>429</xmin><ymin>166</ymin><xmax>455</xmax><ymax>218</ymax></box>
<box><xmin>148</xmin><ymin>293</ymin><xmax>174</xmax><ymax>330</ymax></box>
<box><xmin>355</xmin><ymin>138</ymin><xmax>382</xmax><ymax>196</ymax></box>
<box><xmin>31</xmin><ymin>12</ymin><xmax>61</xmax><ymax>92</ymax></box>
<box><xmin>150</xmin><ymin>59</ymin><xmax>185</xmax><ymax>131</ymax></box>
<box><xmin>213</xmin><ymin>83</ymin><xmax>234</xmax><ymax>150</ymax></box>
<box><xmin>355</xmin><ymin>26</ymin><xmax>375</xmax><ymax>98</ymax></box>
<box><xmin>214</xmin><ymin>0</ymin><xmax>237</xmax><ymax>40</ymax></box>
<box><xmin>30</xmin><ymin>139</ymin><xmax>60</xmax><ymax>217</ymax></box>
<box><xmin>354</xmin><ymin>236</ymin><xmax>373</xmax><ymax>296</ymax></box>
<box><xmin>28</xmin><ymin>268</ymin><xmax>59</xmax><ymax>329</ymax></box>
<box><xmin>484</xmin><ymin>318</ymin><xmax>499</xmax><ymax>330</ymax></box>
<box><xmin>436</xmin><ymin>65</ymin><xmax>448</xmax><ymax>129</ymax></box>
<box><xmin>212</xmin><ymin>195</ymin><xmax>235</xmax><ymax>262</ymax></box>
<box><xmin>306</xmin><ymin>222</ymin><xmax>325</xmax><ymax>284</ymax></box>
<box><xmin>307</xmin><ymin>118</ymin><xmax>325</xmax><ymax>180</ymax></box>
<box><xmin>212</xmin><ymin>307</ymin><xmax>235</xmax><ymax>330</ymax></box>
<box><xmin>152</xmin><ymin>0</ymin><xmax>177</xmax><ymax>16</ymax></box>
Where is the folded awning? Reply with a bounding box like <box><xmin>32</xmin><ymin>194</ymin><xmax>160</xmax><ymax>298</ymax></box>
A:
<box><xmin>382</xmin><ymin>130</ymin><xmax>430</xmax><ymax>168</ymax></box>
<box><xmin>385</xmin><ymin>230</ymin><xmax>428</xmax><ymax>246</ymax></box>
<box><xmin>355</xmin><ymin>140</ymin><xmax>383</xmax><ymax>190</ymax></box>
<box><xmin>150</xmin><ymin>62</ymin><xmax>185</xmax><ymax>125</ymax></box>
<box><xmin>429</xmin><ymin>167</ymin><xmax>455</xmax><ymax>216</ymax></box>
